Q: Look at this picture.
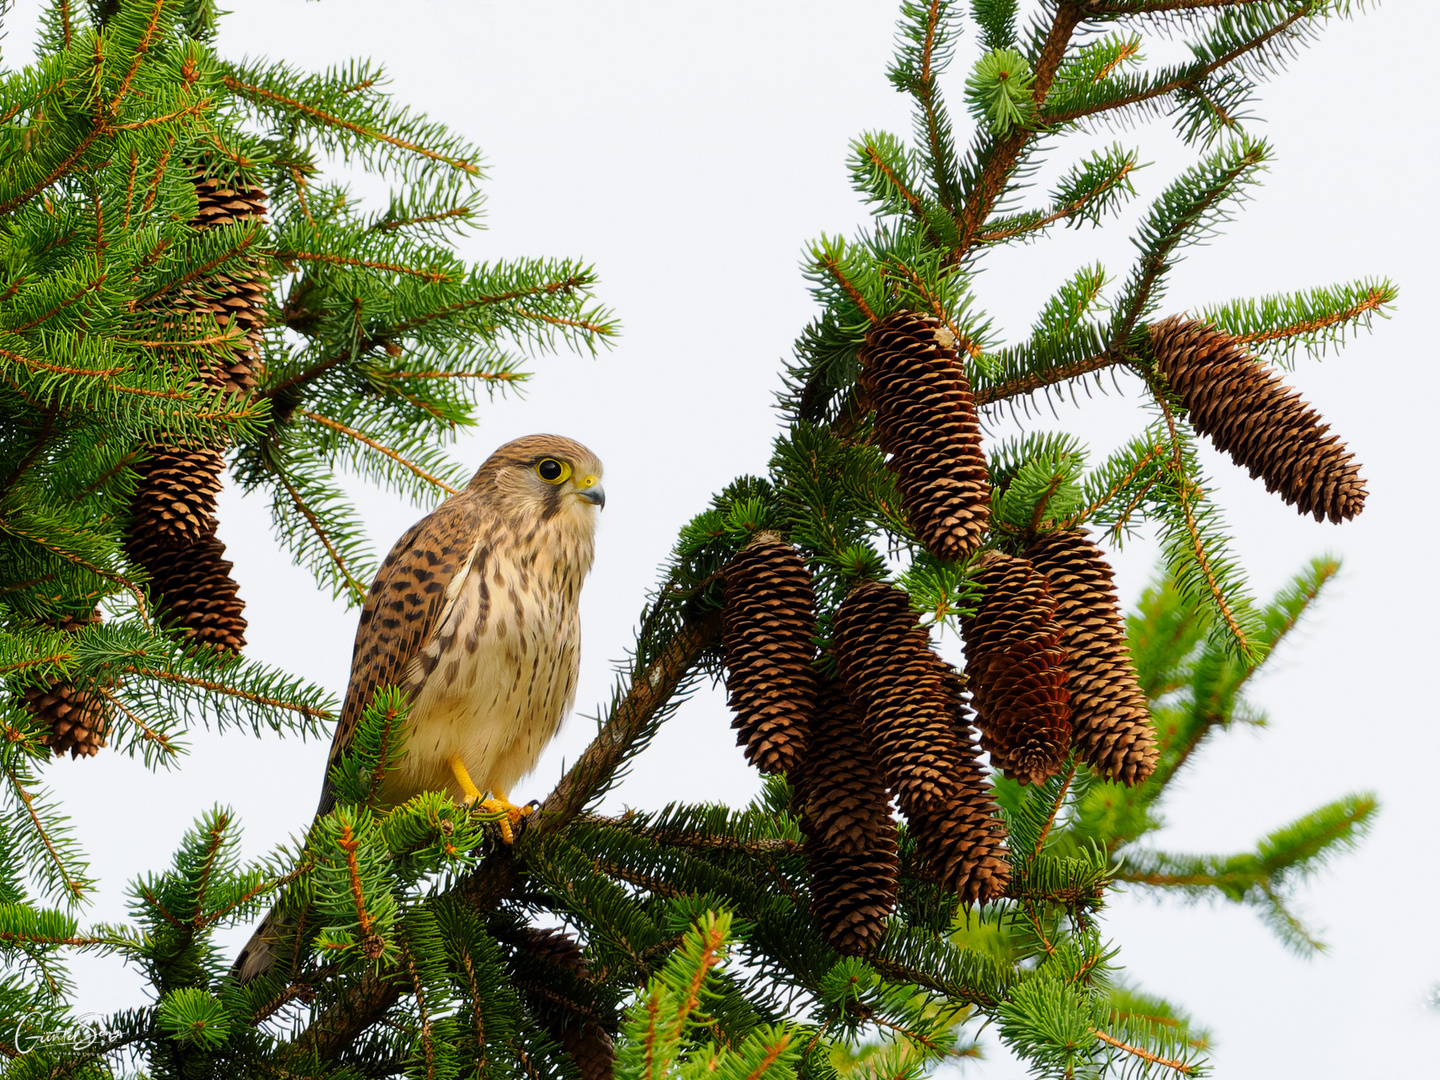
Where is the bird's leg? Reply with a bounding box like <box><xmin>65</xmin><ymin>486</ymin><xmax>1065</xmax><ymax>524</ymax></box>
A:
<box><xmin>448</xmin><ymin>755</ymin><xmax>484</xmax><ymax>804</ymax></box>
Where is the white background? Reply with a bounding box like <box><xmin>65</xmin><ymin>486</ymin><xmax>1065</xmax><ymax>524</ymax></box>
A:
<box><xmin>3</xmin><ymin>1</ymin><xmax>1437</xmax><ymax>1075</ymax></box>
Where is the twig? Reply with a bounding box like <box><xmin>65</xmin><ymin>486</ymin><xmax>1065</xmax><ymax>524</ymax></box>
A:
<box><xmin>223</xmin><ymin>76</ymin><xmax>481</xmax><ymax>174</ymax></box>
<box><xmin>296</xmin><ymin>408</ymin><xmax>460</xmax><ymax>495</ymax></box>
<box><xmin>1091</xmin><ymin>1027</ymin><xmax>1197</xmax><ymax>1075</ymax></box>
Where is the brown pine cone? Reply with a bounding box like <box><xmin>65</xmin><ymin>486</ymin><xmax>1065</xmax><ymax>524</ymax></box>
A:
<box><xmin>513</xmin><ymin>926</ymin><xmax>615</xmax><ymax>1080</ymax></box>
<box><xmin>517</xmin><ymin>925</ymin><xmax>590</xmax><ymax>976</ymax></box>
<box><xmin>802</xmin><ymin>809</ymin><xmax>898</xmax><ymax>956</ymax></box>
<box><xmin>960</xmin><ymin>553</ymin><xmax>1071</xmax><ymax>786</ymax></box>
<box><xmin>126</xmin><ymin>446</ymin><xmax>225</xmax><ymax>545</ymax></box>
<box><xmin>1148</xmin><ymin>316</ymin><xmax>1366</xmax><ymax>523</ymax></box>
<box><xmin>859</xmin><ymin>311</ymin><xmax>990</xmax><ymax>561</ymax></box>
<box><xmin>721</xmin><ymin>534</ymin><xmax>818</xmax><ymax>774</ymax></box>
<box><xmin>905</xmin><ymin>660</ymin><xmax>1011</xmax><ymax>903</ymax></box>
<box><xmin>189</xmin><ymin>174</ymin><xmax>269</xmax><ymax>395</ymax></box>
<box><xmin>1026</xmin><ymin>529</ymin><xmax>1158</xmax><ymax>785</ymax></box>
<box><xmin>25</xmin><ymin>611</ymin><xmax>112</xmax><ymax>760</ymax></box>
<box><xmin>833</xmin><ymin>582</ymin><xmax>967</xmax><ymax>817</ymax></box>
<box><xmin>795</xmin><ymin>681</ymin><xmax>895</xmax><ymax>857</ymax></box>
<box><xmin>131</xmin><ymin>532</ymin><xmax>247</xmax><ymax>654</ymax></box>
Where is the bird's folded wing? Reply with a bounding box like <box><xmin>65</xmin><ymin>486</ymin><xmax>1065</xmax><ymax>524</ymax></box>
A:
<box><xmin>315</xmin><ymin>497</ymin><xmax>483</xmax><ymax>816</ymax></box>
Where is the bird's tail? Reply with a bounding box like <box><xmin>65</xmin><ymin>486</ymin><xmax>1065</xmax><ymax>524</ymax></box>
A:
<box><xmin>231</xmin><ymin>905</ymin><xmax>288</xmax><ymax>984</ymax></box>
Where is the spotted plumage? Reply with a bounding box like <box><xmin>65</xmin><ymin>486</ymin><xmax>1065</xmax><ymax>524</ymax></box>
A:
<box><xmin>234</xmin><ymin>433</ymin><xmax>604</xmax><ymax>983</ymax></box>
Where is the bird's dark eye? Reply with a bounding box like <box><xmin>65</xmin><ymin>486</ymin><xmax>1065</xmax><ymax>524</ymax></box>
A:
<box><xmin>536</xmin><ymin>458</ymin><xmax>570</xmax><ymax>484</ymax></box>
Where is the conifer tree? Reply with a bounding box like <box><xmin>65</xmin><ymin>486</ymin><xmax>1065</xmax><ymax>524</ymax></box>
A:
<box><xmin>0</xmin><ymin>2</ymin><xmax>1387</xmax><ymax>1077</ymax></box>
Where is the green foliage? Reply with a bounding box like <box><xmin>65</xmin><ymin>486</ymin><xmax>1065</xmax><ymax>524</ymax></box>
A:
<box><xmin>971</xmin><ymin>0</ymin><xmax>1019</xmax><ymax>52</ymax></box>
<box><xmin>615</xmin><ymin>911</ymin><xmax>801</xmax><ymax>1080</ymax></box>
<box><xmin>0</xmin><ymin>556</ymin><xmax>1371</xmax><ymax>1076</ymax></box>
<box><xmin>1195</xmin><ymin>277</ymin><xmax>1398</xmax><ymax>368</ymax></box>
<box><xmin>1111</xmin><ymin>136</ymin><xmax>1269</xmax><ymax>337</ymax></box>
<box><xmin>156</xmin><ymin>986</ymin><xmax>231</xmax><ymax>1048</ymax></box>
<box><xmin>989</xmin><ymin>433</ymin><xmax>1086</xmax><ymax>536</ymax></box>
<box><xmin>966</xmin><ymin>48</ymin><xmax>1036</xmax><ymax>136</ymax></box>
<box><xmin>328</xmin><ymin>685</ymin><xmax>413</xmax><ymax>809</ymax></box>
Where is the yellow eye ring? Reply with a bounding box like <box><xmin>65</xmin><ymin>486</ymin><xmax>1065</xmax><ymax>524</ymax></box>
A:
<box><xmin>535</xmin><ymin>458</ymin><xmax>571</xmax><ymax>485</ymax></box>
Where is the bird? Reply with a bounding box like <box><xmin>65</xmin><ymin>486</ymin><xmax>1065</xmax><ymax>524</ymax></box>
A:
<box><xmin>232</xmin><ymin>433</ymin><xmax>604</xmax><ymax>983</ymax></box>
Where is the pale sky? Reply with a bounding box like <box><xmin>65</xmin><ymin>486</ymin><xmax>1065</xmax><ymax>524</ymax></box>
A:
<box><xmin>4</xmin><ymin>2</ymin><xmax>1438</xmax><ymax>1075</ymax></box>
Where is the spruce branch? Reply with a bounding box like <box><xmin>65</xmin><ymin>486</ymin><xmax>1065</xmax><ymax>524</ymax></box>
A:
<box><xmin>973</xmin><ymin>343</ymin><xmax>1120</xmax><ymax>407</ymax></box>
<box><xmin>274</xmin><ymin>470</ymin><xmax>369</xmax><ymax>605</ymax></box>
<box><xmin>977</xmin><ymin>144</ymin><xmax>1139</xmax><ymax>243</ymax></box>
<box><xmin>812</xmin><ymin>247</ymin><xmax>879</xmax><ymax>325</ymax></box>
<box><xmin>889</xmin><ymin>1</ymin><xmax>966</xmax><ymax>215</ymax></box>
<box><xmin>220</xmin><ymin>73</ymin><xmax>481</xmax><ymax>175</ymax></box>
<box><xmin>118</xmin><ymin>660</ymin><xmax>334</xmax><ymax>728</ymax></box>
<box><xmin>1194</xmin><ymin>277</ymin><xmax>1396</xmax><ymax>364</ymax></box>
<box><xmin>0</xmin><ymin>510</ymin><xmax>150</xmax><ymax>620</ymax></box>
<box><xmin>853</xmin><ymin>136</ymin><xmax>931</xmax><ymax>224</ymax></box>
<box><xmin>1084</xmin><ymin>0</ymin><xmax>1294</xmax><ymax>11</ymax></box>
<box><xmin>295</xmin><ymin>407</ymin><xmax>461</xmax><ymax>495</ymax></box>
<box><xmin>272</xmin><ymin>247</ymin><xmax>454</xmax><ymax>282</ymax></box>
<box><xmin>1110</xmin><ymin>138</ymin><xmax>1268</xmax><ymax>344</ymax></box>
<box><xmin>94</xmin><ymin>686</ymin><xmax>181</xmax><ymax>763</ymax></box>
<box><xmin>953</xmin><ymin>2</ymin><xmax>1084</xmax><ymax>253</ymax></box>
<box><xmin>1046</xmin><ymin>2</ymin><xmax>1319</xmax><ymax>126</ymax></box>
<box><xmin>0</xmin><ymin>757</ymin><xmax>92</xmax><ymax>907</ymax></box>
<box><xmin>378</xmin><ymin>367</ymin><xmax>522</xmax><ymax>383</ymax></box>
<box><xmin>1114</xmin><ymin>793</ymin><xmax>1376</xmax><ymax>955</ymax></box>
<box><xmin>1151</xmin><ymin>391</ymin><xmax>1260</xmax><ymax>659</ymax></box>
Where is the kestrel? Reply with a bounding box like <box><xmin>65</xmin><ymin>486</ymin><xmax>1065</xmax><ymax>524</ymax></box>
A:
<box><xmin>234</xmin><ymin>433</ymin><xmax>603</xmax><ymax>982</ymax></box>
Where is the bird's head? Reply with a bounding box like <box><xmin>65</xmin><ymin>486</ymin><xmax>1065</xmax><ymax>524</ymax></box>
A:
<box><xmin>470</xmin><ymin>434</ymin><xmax>605</xmax><ymax>527</ymax></box>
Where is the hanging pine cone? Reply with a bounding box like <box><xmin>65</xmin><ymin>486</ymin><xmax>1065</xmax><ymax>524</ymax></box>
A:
<box><xmin>960</xmin><ymin>553</ymin><xmax>1071</xmax><ymax>786</ymax></box>
<box><xmin>133</xmin><ymin>533</ymin><xmax>247</xmax><ymax>653</ymax></box>
<box><xmin>1148</xmin><ymin>316</ymin><xmax>1366</xmax><ymax>523</ymax></box>
<box><xmin>1026</xmin><ymin>529</ymin><xmax>1158</xmax><ymax>785</ymax></box>
<box><xmin>511</xmin><ymin>926</ymin><xmax>615</xmax><ymax>1080</ymax></box>
<box><xmin>801</xmin><ymin>808</ymin><xmax>899</xmax><ymax>956</ymax></box>
<box><xmin>833</xmin><ymin>581</ymin><xmax>968</xmax><ymax>817</ymax></box>
<box><xmin>859</xmin><ymin>311</ymin><xmax>990</xmax><ymax>561</ymax></box>
<box><xmin>904</xmin><ymin>660</ymin><xmax>1011</xmax><ymax>903</ymax></box>
<box><xmin>24</xmin><ymin>611</ymin><xmax>112</xmax><ymax>759</ymax></box>
<box><xmin>186</xmin><ymin>174</ymin><xmax>270</xmax><ymax>396</ymax></box>
<box><xmin>720</xmin><ymin>534</ymin><xmax>818</xmax><ymax>774</ymax></box>
<box><xmin>795</xmin><ymin>681</ymin><xmax>894</xmax><ymax>856</ymax></box>
<box><xmin>126</xmin><ymin>446</ymin><xmax>225</xmax><ymax>546</ymax></box>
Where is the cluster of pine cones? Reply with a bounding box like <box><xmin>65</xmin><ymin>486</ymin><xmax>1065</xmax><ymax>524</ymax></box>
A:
<box><xmin>24</xmin><ymin>176</ymin><xmax>265</xmax><ymax>759</ymax></box>
<box><xmin>719</xmin><ymin>307</ymin><xmax>1366</xmax><ymax>955</ymax></box>
<box><xmin>720</xmin><ymin>532</ymin><xmax>1144</xmax><ymax>954</ymax></box>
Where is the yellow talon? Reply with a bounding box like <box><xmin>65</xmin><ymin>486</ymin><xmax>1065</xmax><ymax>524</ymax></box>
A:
<box><xmin>478</xmin><ymin>788</ymin><xmax>532</xmax><ymax>844</ymax></box>
<box><xmin>448</xmin><ymin>759</ymin><xmax>532</xmax><ymax>842</ymax></box>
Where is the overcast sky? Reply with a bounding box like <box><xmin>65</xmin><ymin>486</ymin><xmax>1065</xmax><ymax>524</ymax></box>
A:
<box><xmin>4</xmin><ymin>1</ymin><xmax>1438</xmax><ymax>1075</ymax></box>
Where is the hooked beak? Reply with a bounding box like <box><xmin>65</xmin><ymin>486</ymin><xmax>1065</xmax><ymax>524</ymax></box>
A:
<box><xmin>576</xmin><ymin>476</ymin><xmax>605</xmax><ymax>509</ymax></box>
